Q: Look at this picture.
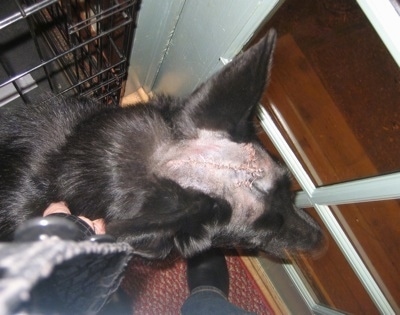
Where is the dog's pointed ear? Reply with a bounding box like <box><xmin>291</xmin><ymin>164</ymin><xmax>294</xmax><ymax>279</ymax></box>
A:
<box><xmin>184</xmin><ymin>29</ymin><xmax>277</xmax><ymax>140</ymax></box>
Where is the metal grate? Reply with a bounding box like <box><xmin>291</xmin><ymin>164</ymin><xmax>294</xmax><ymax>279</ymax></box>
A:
<box><xmin>0</xmin><ymin>0</ymin><xmax>140</xmax><ymax>107</ymax></box>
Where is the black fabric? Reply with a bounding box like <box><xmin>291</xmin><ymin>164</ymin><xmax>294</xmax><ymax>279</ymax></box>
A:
<box><xmin>0</xmin><ymin>240</ymin><xmax>133</xmax><ymax>314</ymax></box>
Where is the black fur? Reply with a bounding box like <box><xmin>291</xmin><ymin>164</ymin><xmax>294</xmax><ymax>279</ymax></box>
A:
<box><xmin>0</xmin><ymin>29</ymin><xmax>323</xmax><ymax>259</ymax></box>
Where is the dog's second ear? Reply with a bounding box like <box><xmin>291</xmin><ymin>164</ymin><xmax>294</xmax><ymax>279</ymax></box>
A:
<box><xmin>105</xmin><ymin>178</ymin><xmax>232</xmax><ymax>259</ymax></box>
<box><xmin>183</xmin><ymin>29</ymin><xmax>277</xmax><ymax>140</ymax></box>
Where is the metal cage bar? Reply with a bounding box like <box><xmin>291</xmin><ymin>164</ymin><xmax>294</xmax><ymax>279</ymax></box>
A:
<box><xmin>0</xmin><ymin>0</ymin><xmax>139</xmax><ymax>107</ymax></box>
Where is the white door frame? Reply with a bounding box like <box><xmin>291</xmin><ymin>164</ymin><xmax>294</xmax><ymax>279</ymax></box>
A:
<box><xmin>258</xmin><ymin>105</ymin><xmax>399</xmax><ymax>314</ymax></box>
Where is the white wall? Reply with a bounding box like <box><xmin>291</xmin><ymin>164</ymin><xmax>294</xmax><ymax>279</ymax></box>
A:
<box><xmin>126</xmin><ymin>0</ymin><xmax>283</xmax><ymax>97</ymax></box>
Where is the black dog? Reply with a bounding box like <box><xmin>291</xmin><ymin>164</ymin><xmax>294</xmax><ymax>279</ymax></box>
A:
<box><xmin>0</xmin><ymin>29</ymin><xmax>322</xmax><ymax>259</ymax></box>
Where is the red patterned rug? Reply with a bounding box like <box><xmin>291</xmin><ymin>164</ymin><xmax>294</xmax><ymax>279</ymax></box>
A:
<box><xmin>122</xmin><ymin>251</ymin><xmax>275</xmax><ymax>314</ymax></box>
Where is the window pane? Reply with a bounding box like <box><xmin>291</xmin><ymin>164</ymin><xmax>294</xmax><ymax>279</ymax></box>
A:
<box><xmin>250</xmin><ymin>1</ymin><xmax>400</xmax><ymax>313</ymax></box>
<box><xmin>293</xmin><ymin>208</ymin><xmax>380</xmax><ymax>314</ymax></box>
<box><xmin>257</xmin><ymin>0</ymin><xmax>400</xmax><ymax>186</ymax></box>
<box><xmin>333</xmin><ymin>200</ymin><xmax>400</xmax><ymax>310</ymax></box>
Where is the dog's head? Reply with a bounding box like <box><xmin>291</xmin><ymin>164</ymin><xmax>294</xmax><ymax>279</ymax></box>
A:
<box><xmin>148</xmin><ymin>29</ymin><xmax>324</xmax><ymax>259</ymax></box>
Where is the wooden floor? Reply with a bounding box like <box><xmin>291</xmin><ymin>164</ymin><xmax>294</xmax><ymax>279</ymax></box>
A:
<box><xmin>259</xmin><ymin>0</ymin><xmax>400</xmax><ymax>177</ymax></box>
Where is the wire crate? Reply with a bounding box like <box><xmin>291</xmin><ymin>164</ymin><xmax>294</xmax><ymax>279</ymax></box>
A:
<box><xmin>0</xmin><ymin>0</ymin><xmax>140</xmax><ymax>107</ymax></box>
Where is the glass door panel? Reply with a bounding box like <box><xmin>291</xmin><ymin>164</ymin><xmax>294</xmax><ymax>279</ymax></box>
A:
<box><xmin>256</xmin><ymin>0</ymin><xmax>400</xmax><ymax>187</ymax></box>
<box><xmin>333</xmin><ymin>200</ymin><xmax>400</xmax><ymax>309</ymax></box>
<box><xmin>250</xmin><ymin>0</ymin><xmax>400</xmax><ymax>313</ymax></box>
<box><xmin>293</xmin><ymin>208</ymin><xmax>379</xmax><ymax>314</ymax></box>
